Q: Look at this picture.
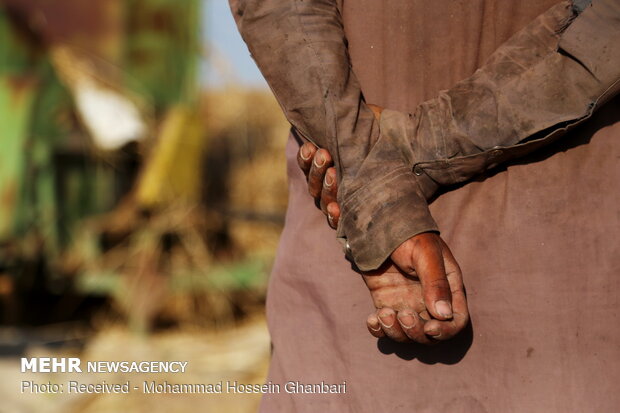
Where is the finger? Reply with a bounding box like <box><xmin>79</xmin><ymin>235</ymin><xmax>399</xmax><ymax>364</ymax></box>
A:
<box><xmin>297</xmin><ymin>142</ymin><xmax>317</xmax><ymax>178</ymax></box>
<box><xmin>392</xmin><ymin>234</ymin><xmax>453</xmax><ymax>321</ymax></box>
<box><xmin>366</xmin><ymin>313</ymin><xmax>386</xmax><ymax>338</ymax></box>
<box><xmin>320</xmin><ymin>167</ymin><xmax>338</xmax><ymax>213</ymax></box>
<box><xmin>415</xmin><ymin>240</ymin><xmax>453</xmax><ymax>321</ymax></box>
<box><xmin>377</xmin><ymin>307</ymin><xmax>409</xmax><ymax>342</ymax></box>
<box><xmin>326</xmin><ymin>202</ymin><xmax>340</xmax><ymax>229</ymax></box>
<box><xmin>424</xmin><ymin>243</ymin><xmax>469</xmax><ymax>340</ymax></box>
<box><xmin>308</xmin><ymin>149</ymin><xmax>332</xmax><ymax>200</ymax></box>
<box><xmin>397</xmin><ymin>309</ymin><xmax>434</xmax><ymax>345</ymax></box>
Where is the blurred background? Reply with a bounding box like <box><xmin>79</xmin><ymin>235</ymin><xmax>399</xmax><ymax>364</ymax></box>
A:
<box><xmin>0</xmin><ymin>0</ymin><xmax>289</xmax><ymax>411</ymax></box>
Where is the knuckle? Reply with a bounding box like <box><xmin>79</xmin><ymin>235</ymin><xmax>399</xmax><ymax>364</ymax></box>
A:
<box><xmin>320</xmin><ymin>149</ymin><xmax>332</xmax><ymax>162</ymax></box>
<box><xmin>309</xmin><ymin>186</ymin><xmax>321</xmax><ymax>200</ymax></box>
<box><xmin>428</xmin><ymin>278</ymin><xmax>451</xmax><ymax>290</ymax></box>
<box><xmin>404</xmin><ymin>329</ymin><xmax>425</xmax><ymax>342</ymax></box>
<box><xmin>457</xmin><ymin>314</ymin><xmax>470</xmax><ymax>330</ymax></box>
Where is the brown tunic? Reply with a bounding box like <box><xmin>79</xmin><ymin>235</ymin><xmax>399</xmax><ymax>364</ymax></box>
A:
<box><xmin>259</xmin><ymin>0</ymin><xmax>620</xmax><ymax>412</ymax></box>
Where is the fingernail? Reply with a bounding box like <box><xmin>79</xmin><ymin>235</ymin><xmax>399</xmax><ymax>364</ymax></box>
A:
<box><xmin>324</xmin><ymin>173</ymin><xmax>333</xmax><ymax>187</ymax></box>
<box><xmin>435</xmin><ymin>300</ymin><xmax>453</xmax><ymax>318</ymax></box>
<box><xmin>398</xmin><ymin>313</ymin><xmax>416</xmax><ymax>329</ymax></box>
<box><xmin>300</xmin><ymin>145</ymin><xmax>311</xmax><ymax>160</ymax></box>
<box><xmin>368</xmin><ymin>320</ymin><xmax>382</xmax><ymax>332</ymax></box>
<box><xmin>426</xmin><ymin>329</ymin><xmax>441</xmax><ymax>337</ymax></box>
<box><xmin>378</xmin><ymin>313</ymin><xmax>395</xmax><ymax>328</ymax></box>
<box><xmin>314</xmin><ymin>152</ymin><xmax>325</xmax><ymax>167</ymax></box>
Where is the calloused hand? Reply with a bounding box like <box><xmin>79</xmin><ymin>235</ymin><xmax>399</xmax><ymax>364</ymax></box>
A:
<box><xmin>296</xmin><ymin>141</ymin><xmax>341</xmax><ymax>228</ymax></box>
<box><xmin>296</xmin><ymin>117</ymin><xmax>469</xmax><ymax>343</ymax></box>
<box><xmin>364</xmin><ymin>233</ymin><xmax>469</xmax><ymax>343</ymax></box>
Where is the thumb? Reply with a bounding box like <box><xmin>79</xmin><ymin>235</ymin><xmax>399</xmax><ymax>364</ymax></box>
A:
<box><xmin>391</xmin><ymin>233</ymin><xmax>453</xmax><ymax>320</ymax></box>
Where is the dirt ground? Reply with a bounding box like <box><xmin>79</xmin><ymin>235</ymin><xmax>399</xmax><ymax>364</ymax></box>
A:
<box><xmin>0</xmin><ymin>316</ymin><xmax>270</xmax><ymax>413</ymax></box>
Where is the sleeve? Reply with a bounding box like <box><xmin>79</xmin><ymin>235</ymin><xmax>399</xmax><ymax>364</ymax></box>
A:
<box><xmin>380</xmin><ymin>0</ymin><xmax>620</xmax><ymax>200</ymax></box>
<box><xmin>229</xmin><ymin>0</ymin><xmax>439</xmax><ymax>271</ymax></box>
<box><xmin>230</xmin><ymin>0</ymin><xmax>619</xmax><ymax>272</ymax></box>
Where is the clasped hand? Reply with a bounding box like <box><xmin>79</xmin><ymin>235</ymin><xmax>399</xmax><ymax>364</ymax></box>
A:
<box><xmin>297</xmin><ymin>139</ymin><xmax>469</xmax><ymax>344</ymax></box>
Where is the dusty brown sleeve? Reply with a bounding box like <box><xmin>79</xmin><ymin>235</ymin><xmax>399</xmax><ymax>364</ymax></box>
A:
<box><xmin>229</xmin><ymin>0</ymin><xmax>438</xmax><ymax>271</ymax></box>
<box><xmin>383</xmin><ymin>0</ymin><xmax>620</xmax><ymax>198</ymax></box>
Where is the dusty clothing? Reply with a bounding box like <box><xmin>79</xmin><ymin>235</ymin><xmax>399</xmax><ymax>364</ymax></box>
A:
<box><xmin>231</xmin><ymin>0</ymin><xmax>620</xmax><ymax>270</ymax></box>
<box><xmin>236</xmin><ymin>0</ymin><xmax>619</xmax><ymax>412</ymax></box>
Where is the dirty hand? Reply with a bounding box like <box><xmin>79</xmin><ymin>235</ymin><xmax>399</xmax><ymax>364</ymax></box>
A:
<box><xmin>296</xmin><ymin>118</ymin><xmax>469</xmax><ymax>343</ymax></box>
<box><xmin>296</xmin><ymin>142</ymin><xmax>340</xmax><ymax>228</ymax></box>
<box><xmin>364</xmin><ymin>233</ymin><xmax>469</xmax><ymax>343</ymax></box>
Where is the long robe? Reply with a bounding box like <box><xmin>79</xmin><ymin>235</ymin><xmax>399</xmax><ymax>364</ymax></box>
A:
<box><xmin>261</xmin><ymin>1</ymin><xmax>620</xmax><ymax>411</ymax></box>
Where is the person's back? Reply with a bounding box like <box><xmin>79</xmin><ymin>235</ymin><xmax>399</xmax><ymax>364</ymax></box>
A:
<box><xmin>256</xmin><ymin>1</ymin><xmax>620</xmax><ymax>411</ymax></box>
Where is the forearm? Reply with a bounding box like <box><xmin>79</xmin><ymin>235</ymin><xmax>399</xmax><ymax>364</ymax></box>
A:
<box><xmin>230</xmin><ymin>0</ymin><xmax>438</xmax><ymax>271</ymax></box>
<box><xmin>385</xmin><ymin>0</ymin><xmax>620</xmax><ymax>198</ymax></box>
<box><xmin>230</xmin><ymin>0</ymin><xmax>374</xmax><ymax>174</ymax></box>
